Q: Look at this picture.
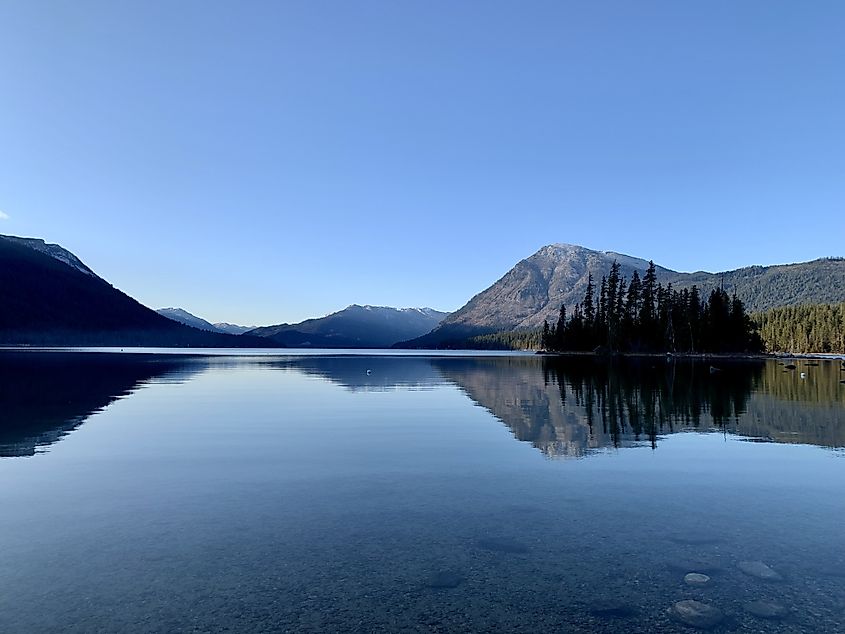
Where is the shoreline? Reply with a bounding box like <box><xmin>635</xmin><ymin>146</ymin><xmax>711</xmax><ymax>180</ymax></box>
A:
<box><xmin>534</xmin><ymin>350</ymin><xmax>845</xmax><ymax>361</ymax></box>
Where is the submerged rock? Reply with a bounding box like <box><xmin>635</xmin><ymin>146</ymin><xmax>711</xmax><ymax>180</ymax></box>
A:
<box><xmin>738</xmin><ymin>560</ymin><xmax>783</xmax><ymax>581</ymax></box>
<box><xmin>744</xmin><ymin>600</ymin><xmax>788</xmax><ymax>619</ymax></box>
<box><xmin>476</xmin><ymin>537</ymin><xmax>529</xmax><ymax>554</ymax></box>
<box><xmin>427</xmin><ymin>570</ymin><xmax>463</xmax><ymax>589</ymax></box>
<box><xmin>684</xmin><ymin>573</ymin><xmax>711</xmax><ymax>586</ymax></box>
<box><xmin>588</xmin><ymin>599</ymin><xmax>638</xmax><ymax>618</ymax></box>
<box><xmin>668</xmin><ymin>600</ymin><xmax>724</xmax><ymax>629</ymax></box>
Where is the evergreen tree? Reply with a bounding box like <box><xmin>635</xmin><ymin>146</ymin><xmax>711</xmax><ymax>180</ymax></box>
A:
<box><xmin>541</xmin><ymin>320</ymin><xmax>551</xmax><ymax>350</ymax></box>
<box><xmin>625</xmin><ymin>270</ymin><xmax>642</xmax><ymax>331</ymax></box>
<box><xmin>583</xmin><ymin>274</ymin><xmax>596</xmax><ymax>331</ymax></box>
<box><xmin>605</xmin><ymin>262</ymin><xmax>621</xmax><ymax>350</ymax></box>
<box><xmin>555</xmin><ymin>304</ymin><xmax>567</xmax><ymax>350</ymax></box>
<box><xmin>598</xmin><ymin>275</ymin><xmax>608</xmax><ymax>346</ymax></box>
<box><xmin>614</xmin><ymin>276</ymin><xmax>627</xmax><ymax>351</ymax></box>
<box><xmin>640</xmin><ymin>261</ymin><xmax>658</xmax><ymax>348</ymax></box>
<box><xmin>688</xmin><ymin>285</ymin><xmax>702</xmax><ymax>352</ymax></box>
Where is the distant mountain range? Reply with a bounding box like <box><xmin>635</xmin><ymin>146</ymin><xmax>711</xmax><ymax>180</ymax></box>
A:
<box><xmin>155</xmin><ymin>308</ymin><xmax>256</xmax><ymax>335</ymax></box>
<box><xmin>156</xmin><ymin>305</ymin><xmax>447</xmax><ymax>347</ymax></box>
<box><xmin>4</xmin><ymin>234</ymin><xmax>844</xmax><ymax>349</ymax></box>
<box><xmin>213</xmin><ymin>322</ymin><xmax>257</xmax><ymax>335</ymax></box>
<box><xmin>247</xmin><ymin>305</ymin><xmax>449</xmax><ymax>348</ymax></box>
<box><xmin>403</xmin><ymin>243</ymin><xmax>845</xmax><ymax>347</ymax></box>
<box><xmin>0</xmin><ymin>235</ymin><xmax>276</xmax><ymax>347</ymax></box>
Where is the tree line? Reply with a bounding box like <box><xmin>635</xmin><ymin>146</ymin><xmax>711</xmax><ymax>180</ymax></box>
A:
<box><xmin>466</xmin><ymin>330</ymin><xmax>541</xmax><ymax>350</ymax></box>
<box><xmin>754</xmin><ymin>302</ymin><xmax>845</xmax><ymax>354</ymax></box>
<box><xmin>541</xmin><ymin>261</ymin><xmax>764</xmax><ymax>354</ymax></box>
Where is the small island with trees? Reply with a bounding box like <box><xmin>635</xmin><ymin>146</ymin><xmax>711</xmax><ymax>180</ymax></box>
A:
<box><xmin>540</xmin><ymin>261</ymin><xmax>764</xmax><ymax>355</ymax></box>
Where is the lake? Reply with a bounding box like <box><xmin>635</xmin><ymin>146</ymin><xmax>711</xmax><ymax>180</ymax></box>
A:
<box><xmin>0</xmin><ymin>351</ymin><xmax>843</xmax><ymax>632</ymax></box>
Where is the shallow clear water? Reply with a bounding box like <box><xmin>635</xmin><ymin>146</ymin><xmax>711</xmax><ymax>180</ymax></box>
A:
<box><xmin>0</xmin><ymin>351</ymin><xmax>843</xmax><ymax>633</ymax></box>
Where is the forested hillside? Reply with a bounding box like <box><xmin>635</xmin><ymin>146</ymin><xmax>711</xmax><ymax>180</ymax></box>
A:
<box><xmin>755</xmin><ymin>303</ymin><xmax>845</xmax><ymax>354</ymax></box>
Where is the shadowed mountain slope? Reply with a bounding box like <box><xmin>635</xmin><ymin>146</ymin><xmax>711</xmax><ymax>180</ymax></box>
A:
<box><xmin>0</xmin><ymin>235</ymin><xmax>277</xmax><ymax>347</ymax></box>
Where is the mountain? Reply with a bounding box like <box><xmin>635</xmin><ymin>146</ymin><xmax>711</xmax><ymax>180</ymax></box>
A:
<box><xmin>248</xmin><ymin>305</ymin><xmax>448</xmax><ymax>348</ymax></box>
<box><xmin>157</xmin><ymin>307</ymin><xmax>222</xmax><ymax>332</ymax></box>
<box><xmin>213</xmin><ymin>322</ymin><xmax>257</xmax><ymax>335</ymax></box>
<box><xmin>0</xmin><ymin>234</ymin><xmax>277</xmax><ymax>347</ymax></box>
<box><xmin>402</xmin><ymin>243</ymin><xmax>845</xmax><ymax>347</ymax></box>
<box><xmin>156</xmin><ymin>308</ymin><xmax>258</xmax><ymax>335</ymax></box>
<box><xmin>0</xmin><ymin>234</ymin><xmax>98</xmax><ymax>277</ymax></box>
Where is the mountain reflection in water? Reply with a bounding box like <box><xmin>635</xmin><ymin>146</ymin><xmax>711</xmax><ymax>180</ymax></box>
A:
<box><xmin>0</xmin><ymin>352</ymin><xmax>202</xmax><ymax>457</ymax></box>
<box><xmin>1</xmin><ymin>352</ymin><xmax>843</xmax><ymax>459</ymax></box>
<box><xmin>278</xmin><ymin>355</ymin><xmax>845</xmax><ymax>457</ymax></box>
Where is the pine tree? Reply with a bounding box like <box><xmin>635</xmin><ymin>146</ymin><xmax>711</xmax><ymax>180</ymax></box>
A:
<box><xmin>555</xmin><ymin>304</ymin><xmax>567</xmax><ymax>350</ymax></box>
<box><xmin>598</xmin><ymin>275</ymin><xmax>608</xmax><ymax>346</ymax></box>
<box><xmin>625</xmin><ymin>270</ymin><xmax>641</xmax><ymax>331</ymax></box>
<box><xmin>582</xmin><ymin>275</ymin><xmax>596</xmax><ymax>349</ymax></box>
<box><xmin>640</xmin><ymin>261</ymin><xmax>658</xmax><ymax>348</ymax></box>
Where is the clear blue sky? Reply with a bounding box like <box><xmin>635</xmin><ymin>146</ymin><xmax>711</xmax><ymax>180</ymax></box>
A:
<box><xmin>1</xmin><ymin>1</ymin><xmax>843</xmax><ymax>325</ymax></box>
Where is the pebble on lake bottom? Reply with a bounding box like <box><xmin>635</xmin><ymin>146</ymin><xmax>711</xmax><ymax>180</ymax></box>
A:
<box><xmin>668</xmin><ymin>599</ymin><xmax>724</xmax><ymax>629</ymax></box>
<box><xmin>427</xmin><ymin>571</ymin><xmax>464</xmax><ymax>589</ymax></box>
<box><xmin>744</xmin><ymin>600</ymin><xmax>788</xmax><ymax>619</ymax></box>
<box><xmin>684</xmin><ymin>573</ymin><xmax>711</xmax><ymax>586</ymax></box>
<box><xmin>737</xmin><ymin>560</ymin><xmax>783</xmax><ymax>581</ymax></box>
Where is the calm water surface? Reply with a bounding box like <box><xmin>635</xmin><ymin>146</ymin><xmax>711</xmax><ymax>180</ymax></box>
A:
<box><xmin>0</xmin><ymin>351</ymin><xmax>843</xmax><ymax>633</ymax></box>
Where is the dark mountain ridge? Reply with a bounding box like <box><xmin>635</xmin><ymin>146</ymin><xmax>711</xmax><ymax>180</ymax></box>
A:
<box><xmin>0</xmin><ymin>235</ymin><xmax>277</xmax><ymax>347</ymax></box>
